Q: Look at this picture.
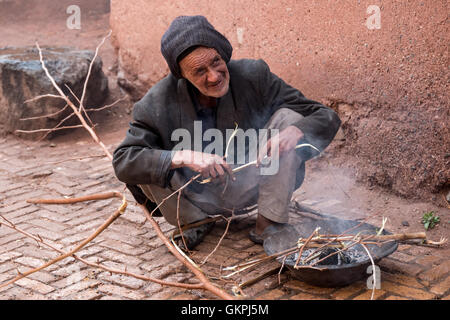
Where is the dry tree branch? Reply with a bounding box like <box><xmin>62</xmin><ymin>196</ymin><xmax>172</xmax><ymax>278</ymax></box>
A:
<box><xmin>224</xmin><ymin>122</ymin><xmax>239</xmax><ymax>160</ymax></box>
<box><xmin>217</xmin><ymin>123</ymin><xmax>239</xmax><ymax>197</ymax></box>
<box><xmin>33</xmin><ymin>40</ymin><xmax>113</xmax><ymax>159</ymax></box>
<box><xmin>23</xmin><ymin>94</ymin><xmax>65</xmax><ymax>104</ymax></box>
<box><xmin>64</xmin><ymin>84</ymin><xmax>81</xmax><ymax>104</ymax></box>
<box><xmin>423</xmin><ymin>237</ymin><xmax>448</xmax><ymax>246</ymax></box>
<box><xmin>199</xmin><ymin>143</ymin><xmax>320</xmax><ymax>184</ymax></box>
<box><xmin>301</xmin><ymin>219</ymin><xmax>370</xmax><ymax>263</ymax></box>
<box><xmin>0</xmin><ymin>212</ymin><xmax>203</xmax><ymax>290</ymax></box>
<box><xmin>376</xmin><ymin>217</ymin><xmax>388</xmax><ymax>236</ymax></box>
<box><xmin>222</xmin><ymin>253</ymin><xmax>278</xmax><ymax>278</ymax></box>
<box><xmin>37</xmin><ymin>112</ymin><xmax>76</xmax><ymax>141</ymax></box>
<box><xmin>0</xmin><ymin>192</ymin><xmax>127</xmax><ymax>290</ymax></box>
<box><xmin>175</xmin><ymin>190</ymin><xmax>190</xmax><ymax>254</ymax></box>
<box><xmin>15</xmin><ymin>124</ymin><xmax>84</xmax><ymax>134</ymax></box>
<box><xmin>294</xmin><ymin>227</ymin><xmax>320</xmax><ymax>268</ymax></box>
<box><xmin>79</xmin><ymin>30</ymin><xmax>112</xmax><ymax>113</ymax></box>
<box><xmin>26</xmin><ymin>191</ymin><xmax>125</xmax><ymax>205</ymax></box>
<box><xmin>201</xmin><ymin>212</ymin><xmax>234</xmax><ymax>265</ymax></box>
<box><xmin>278</xmin><ymin>256</ymin><xmax>287</xmax><ymax>284</ymax></box>
<box><xmin>237</xmin><ymin>266</ymin><xmax>280</xmax><ymax>290</ymax></box>
<box><xmin>64</xmin><ymin>84</ymin><xmax>94</xmax><ymax>128</ymax></box>
<box><xmin>171</xmin><ymin>216</ymin><xmax>223</xmax><ymax>237</ymax></box>
<box><xmin>288</xmin><ymin>232</ymin><xmax>429</xmax><ymax>244</ymax></box>
<box><xmin>85</xmin><ymin>96</ymin><xmax>127</xmax><ymax>113</ymax></box>
<box><xmin>361</xmin><ymin>243</ymin><xmax>377</xmax><ymax>300</ymax></box>
<box><xmin>141</xmin><ymin>204</ymin><xmax>235</xmax><ymax>300</ymax></box>
<box><xmin>171</xmin><ymin>237</ymin><xmax>202</xmax><ymax>272</ymax></box>
<box><xmin>20</xmin><ymin>104</ymin><xmax>70</xmax><ymax>121</ymax></box>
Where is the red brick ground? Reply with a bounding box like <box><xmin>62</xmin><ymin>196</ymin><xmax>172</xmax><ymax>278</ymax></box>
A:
<box><xmin>0</xmin><ymin>135</ymin><xmax>448</xmax><ymax>300</ymax></box>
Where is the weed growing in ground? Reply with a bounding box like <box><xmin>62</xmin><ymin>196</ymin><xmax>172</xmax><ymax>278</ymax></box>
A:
<box><xmin>422</xmin><ymin>211</ymin><xmax>440</xmax><ymax>230</ymax></box>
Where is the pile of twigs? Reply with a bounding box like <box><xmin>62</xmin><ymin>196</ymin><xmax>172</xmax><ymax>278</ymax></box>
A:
<box><xmin>224</xmin><ymin>226</ymin><xmax>447</xmax><ymax>277</ymax></box>
<box><xmin>221</xmin><ymin>220</ymin><xmax>446</xmax><ymax>300</ymax></box>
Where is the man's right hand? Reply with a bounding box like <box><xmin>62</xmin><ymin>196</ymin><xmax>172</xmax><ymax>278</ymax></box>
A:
<box><xmin>171</xmin><ymin>150</ymin><xmax>235</xmax><ymax>181</ymax></box>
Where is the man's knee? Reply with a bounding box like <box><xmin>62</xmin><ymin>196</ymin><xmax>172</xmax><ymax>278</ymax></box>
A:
<box><xmin>266</xmin><ymin>108</ymin><xmax>304</xmax><ymax>131</ymax></box>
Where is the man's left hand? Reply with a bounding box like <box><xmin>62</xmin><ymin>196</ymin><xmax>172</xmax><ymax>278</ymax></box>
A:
<box><xmin>257</xmin><ymin>125</ymin><xmax>304</xmax><ymax>165</ymax></box>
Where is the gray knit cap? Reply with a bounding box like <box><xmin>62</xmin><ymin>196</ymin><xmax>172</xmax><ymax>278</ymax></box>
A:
<box><xmin>161</xmin><ymin>15</ymin><xmax>233</xmax><ymax>79</ymax></box>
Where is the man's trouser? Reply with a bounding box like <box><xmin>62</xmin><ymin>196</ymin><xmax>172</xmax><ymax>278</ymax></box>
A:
<box><xmin>139</xmin><ymin>108</ymin><xmax>305</xmax><ymax>227</ymax></box>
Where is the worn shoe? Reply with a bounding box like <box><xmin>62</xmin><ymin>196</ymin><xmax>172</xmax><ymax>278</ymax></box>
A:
<box><xmin>175</xmin><ymin>221</ymin><xmax>216</xmax><ymax>251</ymax></box>
<box><xmin>249</xmin><ymin>228</ymin><xmax>264</xmax><ymax>245</ymax></box>
<box><xmin>249</xmin><ymin>223</ymin><xmax>297</xmax><ymax>245</ymax></box>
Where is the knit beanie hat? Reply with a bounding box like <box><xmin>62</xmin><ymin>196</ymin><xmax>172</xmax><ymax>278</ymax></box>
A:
<box><xmin>161</xmin><ymin>15</ymin><xmax>233</xmax><ymax>79</ymax></box>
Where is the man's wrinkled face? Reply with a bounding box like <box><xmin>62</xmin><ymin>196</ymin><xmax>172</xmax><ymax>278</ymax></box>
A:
<box><xmin>179</xmin><ymin>47</ymin><xmax>230</xmax><ymax>98</ymax></box>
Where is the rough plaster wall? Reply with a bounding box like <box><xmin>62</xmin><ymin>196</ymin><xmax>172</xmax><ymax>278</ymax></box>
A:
<box><xmin>110</xmin><ymin>0</ymin><xmax>447</xmax><ymax>106</ymax></box>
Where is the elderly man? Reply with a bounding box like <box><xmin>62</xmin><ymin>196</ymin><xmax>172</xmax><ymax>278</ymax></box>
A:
<box><xmin>113</xmin><ymin>15</ymin><xmax>341</xmax><ymax>250</ymax></box>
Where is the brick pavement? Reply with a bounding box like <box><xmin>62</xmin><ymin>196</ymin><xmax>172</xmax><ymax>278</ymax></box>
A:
<box><xmin>0</xmin><ymin>135</ymin><xmax>449</xmax><ymax>300</ymax></box>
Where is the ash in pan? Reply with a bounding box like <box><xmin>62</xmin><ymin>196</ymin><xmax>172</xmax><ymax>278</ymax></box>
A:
<box><xmin>283</xmin><ymin>245</ymin><xmax>368</xmax><ymax>267</ymax></box>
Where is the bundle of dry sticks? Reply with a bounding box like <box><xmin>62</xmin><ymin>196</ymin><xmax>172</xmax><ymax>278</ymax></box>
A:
<box><xmin>223</xmin><ymin>224</ymin><xmax>447</xmax><ymax>278</ymax></box>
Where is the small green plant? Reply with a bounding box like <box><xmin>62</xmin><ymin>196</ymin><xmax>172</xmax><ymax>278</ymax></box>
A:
<box><xmin>422</xmin><ymin>211</ymin><xmax>440</xmax><ymax>230</ymax></box>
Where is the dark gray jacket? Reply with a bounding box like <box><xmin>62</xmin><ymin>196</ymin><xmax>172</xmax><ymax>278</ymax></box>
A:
<box><xmin>113</xmin><ymin>59</ymin><xmax>341</xmax><ymax>188</ymax></box>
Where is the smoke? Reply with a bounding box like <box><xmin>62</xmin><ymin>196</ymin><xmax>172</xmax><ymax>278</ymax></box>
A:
<box><xmin>291</xmin><ymin>161</ymin><xmax>368</xmax><ymax>224</ymax></box>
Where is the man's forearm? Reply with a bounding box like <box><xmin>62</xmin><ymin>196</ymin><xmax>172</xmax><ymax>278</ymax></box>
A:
<box><xmin>112</xmin><ymin>146</ymin><xmax>173</xmax><ymax>187</ymax></box>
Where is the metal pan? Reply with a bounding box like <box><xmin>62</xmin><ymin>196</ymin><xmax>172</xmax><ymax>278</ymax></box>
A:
<box><xmin>263</xmin><ymin>216</ymin><xmax>398</xmax><ymax>287</ymax></box>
